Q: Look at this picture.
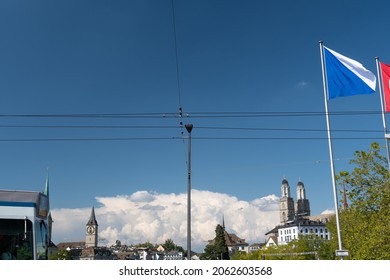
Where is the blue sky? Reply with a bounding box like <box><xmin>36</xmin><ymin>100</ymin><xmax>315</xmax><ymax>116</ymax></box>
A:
<box><xmin>1</xmin><ymin>0</ymin><xmax>390</xmax><ymax>248</ymax></box>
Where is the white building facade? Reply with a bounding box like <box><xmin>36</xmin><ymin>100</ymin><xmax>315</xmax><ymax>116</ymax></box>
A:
<box><xmin>277</xmin><ymin>219</ymin><xmax>331</xmax><ymax>246</ymax></box>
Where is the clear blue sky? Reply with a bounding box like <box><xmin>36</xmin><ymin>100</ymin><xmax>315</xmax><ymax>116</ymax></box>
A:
<box><xmin>1</xmin><ymin>0</ymin><xmax>389</xmax><ymax>246</ymax></box>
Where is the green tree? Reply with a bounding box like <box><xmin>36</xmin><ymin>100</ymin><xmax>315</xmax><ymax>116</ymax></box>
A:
<box><xmin>201</xmin><ymin>224</ymin><xmax>229</xmax><ymax>260</ymax></box>
<box><xmin>163</xmin><ymin>238</ymin><xmax>176</xmax><ymax>251</ymax></box>
<box><xmin>336</xmin><ymin>142</ymin><xmax>390</xmax><ymax>212</ymax></box>
<box><xmin>331</xmin><ymin>142</ymin><xmax>390</xmax><ymax>259</ymax></box>
<box><xmin>256</xmin><ymin>235</ymin><xmax>332</xmax><ymax>260</ymax></box>
<box><xmin>230</xmin><ymin>250</ymin><xmax>249</xmax><ymax>260</ymax></box>
<box><xmin>231</xmin><ymin>235</ymin><xmax>334</xmax><ymax>260</ymax></box>
<box><xmin>291</xmin><ymin>235</ymin><xmax>334</xmax><ymax>260</ymax></box>
<box><xmin>231</xmin><ymin>249</ymin><xmax>266</xmax><ymax>260</ymax></box>
<box><xmin>162</xmin><ymin>238</ymin><xmax>184</xmax><ymax>253</ymax></box>
<box><xmin>49</xmin><ymin>249</ymin><xmax>71</xmax><ymax>260</ymax></box>
<box><xmin>261</xmin><ymin>244</ymin><xmax>297</xmax><ymax>260</ymax></box>
<box><xmin>136</xmin><ymin>241</ymin><xmax>155</xmax><ymax>249</ymax></box>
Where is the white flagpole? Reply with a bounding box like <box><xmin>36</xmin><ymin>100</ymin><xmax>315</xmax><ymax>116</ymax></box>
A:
<box><xmin>319</xmin><ymin>41</ymin><xmax>344</xmax><ymax>256</ymax></box>
<box><xmin>375</xmin><ymin>57</ymin><xmax>390</xmax><ymax>174</ymax></box>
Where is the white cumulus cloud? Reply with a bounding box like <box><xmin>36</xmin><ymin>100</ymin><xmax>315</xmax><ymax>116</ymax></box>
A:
<box><xmin>51</xmin><ymin>189</ymin><xmax>279</xmax><ymax>252</ymax></box>
<box><xmin>321</xmin><ymin>209</ymin><xmax>335</xmax><ymax>215</ymax></box>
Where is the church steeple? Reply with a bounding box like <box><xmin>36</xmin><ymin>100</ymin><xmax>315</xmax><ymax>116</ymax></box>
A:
<box><xmin>85</xmin><ymin>207</ymin><xmax>98</xmax><ymax>248</ymax></box>
<box><xmin>296</xmin><ymin>180</ymin><xmax>306</xmax><ymax>200</ymax></box>
<box><xmin>86</xmin><ymin>206</ymin><xmax>98</xmax><ymax>226</ymax></box>
<box><xmin>44</xmin><ymin>169</ymin><xmax>49</xmax><ymax>199</ymax></box>
<box><xmin>279</xmin><ymin>178</ymin><xmax>295</xmax><ymax>224</ymax></box>
<box><xmin>281</xmin><ymin>177</ymin><xmax>291</xmax><ymax>198</ymax></box>
<box><xmin>295</xmin><ymin>180</ymin><xmax>311</xmax><ymax>218</ymax></box>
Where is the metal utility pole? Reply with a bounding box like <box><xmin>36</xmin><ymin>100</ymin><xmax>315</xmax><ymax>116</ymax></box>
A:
<box><xmin>185</xmin><ymin>124</ymin><xmax>193</xmax><ymax>260</ymax></box>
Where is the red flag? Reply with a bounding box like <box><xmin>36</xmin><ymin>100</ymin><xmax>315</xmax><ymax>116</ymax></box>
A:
<box><xmin>380</xmin><ymin>62</ymin><xmax>390</xmax><ymax>112</ymax></box>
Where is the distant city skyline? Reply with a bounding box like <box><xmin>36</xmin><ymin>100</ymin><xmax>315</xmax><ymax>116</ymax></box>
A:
<box><xmin>52</xmin><ymin>189</ymin><xmax>281</xmax><ymax>252</ymax></box>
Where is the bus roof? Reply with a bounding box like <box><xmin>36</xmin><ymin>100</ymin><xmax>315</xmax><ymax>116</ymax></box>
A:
<box><xmin>0</xmin><ymin>189</ymin><xmax>44</xmax><ymax>205</ymax></box>
<box><xmin>0</xmin><ymin>190</ymin><xmax>49</xmax><ymax>219</ymax></box>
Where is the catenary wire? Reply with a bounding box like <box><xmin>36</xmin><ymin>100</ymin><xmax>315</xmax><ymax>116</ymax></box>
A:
<box><xmin>0</xmin><ymin>124</ymin><xmax>384</xmax><ymax>133</ymax></box>
<box><xmin>0</xmin><ymin>110</ymin><xmax>384</xmax><ymax>119</ymax></box>
<box><xmin>0</xmin><ymin>136</ymin><xmax>384</xmax><ymax>142</ymax></box>
<box><xmin>0</xmin><ymin>110</ymin><xmax>384</xmax><ymax>142</ymax></box>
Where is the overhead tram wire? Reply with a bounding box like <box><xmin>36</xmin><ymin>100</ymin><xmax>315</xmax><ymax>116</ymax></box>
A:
<box><xmin>0</xmin><ymin>124</ymin><xmax>383</xmax><ymax>133</ymax></box>
<box><xmin>0</xmin><ymin>112</ymin><xmax>177</xmax><ymax>119</ymax></box>
<box><xmin>171</xmin><ymin>0</ymin><xmax>185</xmax><ymax>137</ymax></box>
<box><xmin>185</xmin><ymin>110</ymin><xmax>384</xmax><ymax>118</ymax></box>
<box><xmin>0</xmin><ymin>136</ymin><xmax>384</xmax><ymax>142</ymax></box>
<box><xmin>195</xmin><ymin>126</ymin><xmax>383</xmax><ymax>133</ymax></box>
<box><xmin>0</xmin><ymin>110</ymin><xmax>383</xmax><ymax>141</ymax></box>
<box><xmin>0</xmin><ymin>110</ymin><xmax>383</xmax><ymax>119</ymax></box>
<box><xmin>170</xmin><ymin>0</ymin><xmax>192</xmax><ymax>204</ymax></box>
<box><xmin>0</xmin><ymin>107</ymin><xmax>382</xmax><ymax>141</ymax></box>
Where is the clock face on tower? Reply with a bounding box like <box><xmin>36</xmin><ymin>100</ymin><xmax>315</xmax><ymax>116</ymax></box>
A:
<box><xmin>87</xmin><ymin>226</ymin><xmax>95</xmax><ymax>234</ymax></box>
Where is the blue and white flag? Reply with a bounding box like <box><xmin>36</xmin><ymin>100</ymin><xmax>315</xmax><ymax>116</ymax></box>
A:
<box><xmin>324</xmin><ymin>46</ymin><xmax>376</xmax><ymax>99</ymax></box>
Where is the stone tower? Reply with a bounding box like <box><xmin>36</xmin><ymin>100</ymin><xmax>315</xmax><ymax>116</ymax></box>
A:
<box><xmin>295</xmin><ymin>180</ymin><xmax>310</xmax><ymax>218</ymax></box>
<box><xmin>279</xmin><ymin>178</ymin><xmax>295</xmax><ymax>224</ymax></box>
<box><xmin>85</xmin><ymin>206</ymin><xmax>98</xmax><ymax>248</ymax></box>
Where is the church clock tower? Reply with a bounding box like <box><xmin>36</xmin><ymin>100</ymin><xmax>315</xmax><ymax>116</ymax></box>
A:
<box><xmin>280</xmin><ymin>178</ymin><xmax>295</xmax><ymax>224</ymax></box>
<box><xmin>85</xmin><ymin>206</ymin><xmax>98</xmax><ymax>248</ymax></box>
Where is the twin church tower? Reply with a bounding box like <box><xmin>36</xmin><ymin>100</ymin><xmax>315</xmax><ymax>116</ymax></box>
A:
<box><xmin>280</xmin><ymin>178</ymin><xmax>310</xmax><ymax>224</ymax></box>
